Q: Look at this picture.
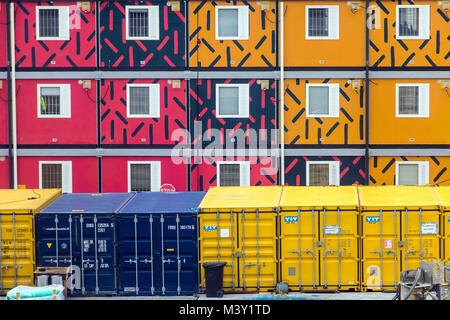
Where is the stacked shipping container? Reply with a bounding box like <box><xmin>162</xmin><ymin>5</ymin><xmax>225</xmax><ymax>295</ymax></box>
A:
<box><xmin>0</xmin><ymin>0</ymin><xmax>448</xmax><ymax>192</ymax></box>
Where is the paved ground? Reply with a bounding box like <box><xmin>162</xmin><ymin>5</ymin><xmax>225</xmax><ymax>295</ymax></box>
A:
<box><xmin>63</xmin><ymin>292</ymin><xmax>396</xmax><ymax>300</ymax></box>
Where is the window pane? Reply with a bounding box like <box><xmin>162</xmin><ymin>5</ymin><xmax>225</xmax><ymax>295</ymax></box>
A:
<box><xmin>398</xmin><ymin>86</ymin><xmax>419</xmax><ymax>115</ymax></box>
<box><xmin>40</xmin><ymin>87</ymin><xmax>61</xmax><ymax>115</ymax></box>
<box><xmin>219</xmin><ymin>87</ymin><xmax>239</xmax><ymax>116</ymax></box>
<box><xmin>398</xmin><ymin>164</ymin><xmax>419</xmax><ymax>185</ymax></box>
<box><xmin>219</xmin><ymin>164</ymin><xmax>240</xmax><ymax>186</ymax></box>
<box><xmin>130</xmin><ymin>164</ymin><xmax>152</xmax><ymax>191</ymax></box>
<box><xmin>308</xmin><ymin>8</ymin><xmax>328</xmax><ymax>37</ymax></box>
<box><xmin>309</xmin><ymin>86</ymin><xmax>329</xmax><ymax>115</ymax></box>
<box><xmin>309</xmin><ymin>164</ymin><xmax>330</xmax><ymax>186</ymax></box>
<box><xmin>129</xmin><ymin>9</ymin><xmax>149</xmax><ymax>38</ymax></box>
<box><xmin>39</xmin><ymin>9</ymin><xmax>59</xmax><ymax>38</ymax></box>
<box><xmin>42</xmin><ymin>164</ymin><xmax>62</xmax><ymax>189</ymax></box>
<box><xmin>218</xmin><ymin>9</ymin><xmax>239</xmax><ymax>37</ymax></box>
<box><xmin>399</xmin><ymin>7</ymin><xmax>419</xmax><ymax>36</ymax></box>
<box><xmin>129</xmin><ymin>87</ymin><xmax>150</xmax><ymax>115</ymax></box>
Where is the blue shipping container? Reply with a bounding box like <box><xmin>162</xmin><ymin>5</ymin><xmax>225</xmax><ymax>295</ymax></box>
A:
<box><xmin>117</xmin><ymin>192</ymin><xmax>206</xmax><ymax>296</ymax></box>
<box><xmin>36</xmin><ymin>193</ymin><xmax>135</xmax><ymax>296</ymax></box>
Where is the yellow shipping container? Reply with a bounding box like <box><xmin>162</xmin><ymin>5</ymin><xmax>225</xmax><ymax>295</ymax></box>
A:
<box><xmin>433</xmin><ymin>187</ymin><xmax>450</xmax><ymax>267</ymax></box>
<box><xmin>198</xmin><ymin>186</ymin><xmax>283</xmax><ymax>292</ymax></box>
<box><xmin>0</xmin><ymin>189</ymin><xmax>61</xmax><ymax>293</ymax></box>
<box><xmin>279</xmin><ymin>186</ymin><xmax>360</xmax><ymax>291</ymax></box>
<box><xmin>358</xmin><ymin>186</ymin><xmax>441</xmax><ymax>291</ymax></box>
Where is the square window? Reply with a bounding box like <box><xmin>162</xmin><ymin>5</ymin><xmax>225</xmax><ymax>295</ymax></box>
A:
<box><xmin>305</xmin><ymin>6</ymin><xmax>339</xmax><ymax>40</ymax></box>
<box><xmin>125</xmin><ymin>6</ymin><xmax>159</xmax><ymax>40</ymax></box>
<box><xmin>308</xmin><ymin>163</ymin><xmax>330</xmax><ymax>186</ymax></box>
<box><xmin>396</xmin><ymin>5</ymin><xmax>430</xmax><ymax>39</ymax></box>
<box><xmin>398</xmin><ymin>164</ymin><xmax>419</xmax><ymax>185</ymax></box>
<box><xmin>306</xmin><ymin>161</ymin><xmax>340</xmax><ymax>186</ymax></box>
<box><xmin>40</xmin><ymin>87</ymin><xmax>61</xmax><ymax>115</ymax></box>
<box><xmin>215</xmin><ymin>6</ymin><xmax>249</xmax><ymax>40</ymax></box>
<box><xmin>395</xmin><ymin>84</ymin><xmax>429</xmax><ymax>118</ymax></box>
<box><xmin>41</xmin><ymin>163</ymin><xmax>62</xmax><ymax>189</ymax></box>
<box><xmin>216</xmin><ymin>84</ymin><xmax>249</xmax><ymax>118</ymax></box>
<box><xmin>130</xmin><ymin>164</ymin><xmax>152</xmax><ymax>192</ymax></box>
<box><xmin>126</xmin><ymin>84</ymin><xmax>160</xmax><ymax>118</ymax></box>
<box><xmin>398</xmin><ymin>7</ymin><xmax>419</xmax><ymax>37</ymax></box>
<box><xmin>308</xmin><ymin>86</ymin><xmax>329</xmax><ymax>115</ymax></box>
<box><xmin>219</xmin><ymin>163</ymin><xmax>241</xmax><ymax>186</ymax></box>
<box><xmin>127</xmin><ymin>161</ymin><xmax>161</xmax><ymax>192</ymax></box>
<box><xmin>39</xmin><ymin>161</ymin><xmax>72</xmax><ymax>193</ymax></box>
<box><xmin>37</xmin><ymin>84</ymin><xmax>71</xmax><ymax>118</ymax></box>
<box><xmin>218</xmin><ymin>8</ymin><xmax>239</xmax><ymax>38</ymax></box>
<box><xmin>308</xmin><ymin>8</ymin><xmax>329</xmax><ymax>37</ymax></box>
<box><xmin>217</xmin><ymin>161</ymin><xmax>250</xmax><ymax>187</ymax></box>
<box><xmin>306</xmin><ymin>84</ymin><xmax>339</xmax><ymax>118</ymax></box>
<box><xmin>395</xmin><ymin>161</ymin><xmax>429</xmax><ymax>185</ymax></box>
<box><xmin>36</xmin><ymin>6</ymin><xmax>70</xmax><ymax>41</ymax></box>
<box><xmin>398</xmin><ymin>86</ymin><xmax>419</xmax><ymax>115</ymax></box>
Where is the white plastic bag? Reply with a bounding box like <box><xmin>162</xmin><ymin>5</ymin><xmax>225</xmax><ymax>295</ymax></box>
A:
<box><xmin>6</xmin><ymin>284</ymin><xmax>65</xmax><ymax>300</ymax></box>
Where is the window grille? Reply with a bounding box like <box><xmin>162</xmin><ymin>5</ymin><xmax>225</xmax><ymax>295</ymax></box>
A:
<box><xmin>308</xmin><ymin>8</ymin><xmax>328</xmax><ymax>37</ymax></box>
<box><xmin>219</xmin><ymin>164</ymin><xmax>241</xmax><ymax>186</ymax></box>
<box><xmin>399</xmin><ymin>7</ymin><xmax>419</xmax><ymax>37</ymax></box>
<box><xmin>130</xmin><ymin>164</ymin><xmax>152</xmax><ymax>191</ymax></box>
<box><xmin>309</xmin><ymin>164</ymin><xmax>330</xmax><ymax>186</ymax></box>
<box><xmin>40</xmin><ymin>87</ymin><xmax>61</xmax><ymax>115</ymax></box>
<box><xmin>398</xmin><ymin>86</ymin><xmax>419</xmax><ymax>115</ymax></box>
<box><xmin>39</xmin><ymin>8</ymin><xmax>59</xmax><ymax>38</ymax></box>
<box><xmin>129</xmin><ymin>87</ymin><xmax>150</xmax><ymax>115</ymax></box>
<box><xmin>41</xmin><ymin>164</ymin><xmax>62</xmax><ymax>189</ymax></box>
<box><xmin>128</xmin><ymin>9</ymin><xmax>149</xmax><ymax>38</ymax></box>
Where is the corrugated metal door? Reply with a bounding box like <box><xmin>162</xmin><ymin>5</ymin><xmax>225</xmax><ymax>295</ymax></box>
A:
<box><xmin>199</xmin><ymin>211</ymin><xmax>239</xmax><ymax>291</ymax></box>
<box><xmin>0</xmin><ymin>213</ymin><xmax>35</xmax><ymax>291</ymax></box>
<box><xmin>361</xmin><ymin>210</ymin><xmax>400</xmax><ymax>291</ymax></box>
<box><xmin>78</xmin><ymin>214</ymin><xmax>116</xmax><ymax>295</ymax></box>
<box><xmin>237</xmin><ymin>210</ymin><xmax>277</xmax><ymax>291</ymax></box>
<box><xmin>280</xmin><ymin>210</ymin><xmax>319</xmax><ymax>289</ymax></box>
<box><xmin>118</xmin><ymin>213</ymin><xmax>198</xmax><ymax>296</ymax></box>
<box><xmin>319</xmin><ymin>209</ymin><xmax>359</xmax><ymax>290</ymax></box>
<box><xmin>199</xmin><ymin>210</ymin><xmax>277</xmax><ymax>292</ymax></box>
<box><xmin>36</xmin><ymin>213</ymin><xmax>78</xmax><ymax>294</ymax></box>
<box><xmin>280</xmin><ymin>208</ymin><xmax>359</xmax><ymax>291</ymax></box>
<box><xmin>402</xmin><ymin>209</ymin><xmax>440</xmax><ymax>271</ymax></box>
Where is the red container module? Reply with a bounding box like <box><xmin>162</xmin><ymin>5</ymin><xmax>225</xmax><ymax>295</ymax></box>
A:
<box><xmin>190</xmin><ymin>156</ymin><xmax>278</xmax><ymax>191</ymax></box>
<box><xmin>16</xmin><ymin>79</ymin><xmax>97</xmax><ymax>145</ymax></box>
<box><xmin>102</xmin><ymin>156</ymin><xmax>187</xmax><ymax>192</ymax></box>
<box><xmin>100</xmin><ymin>79</ymin><xmax>187</xmax><ymax>145</ymax></box>
<box><xmin>0</xmin><ymin>1</ymin><xmax>6</xmax><ymax>68</ymax></box>
<box><xmin>14</xmin><ymin>1</ymin><xmax>96</xmax><ymax>68</ymax></box>
<box><xmin>17</xmin><ymin>156</ymin><xmax>98</xmax><ymax>193</ymax></box>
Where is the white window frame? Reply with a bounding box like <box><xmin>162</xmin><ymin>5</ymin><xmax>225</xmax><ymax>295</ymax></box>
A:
<box><xmin>395</xmin><ymin>83</ymin><xmax>429</xmax><ymax>118</ymax></box>
<box><xmin>36</xmin><ymin>6</ymin><xmax>70</xmax><ymax>41</ymax></box>
<box><xmin>396</xmin><ymin>5</ymin><xmax>430</xmax><ymax>40</ymax></box>
<box><xmin>216</xmin><ymin>161</ymin><xmax>250</xmax><ymax>187</ymax></box>
<box><xmin>305</xmin><ymin>5</ymin><xmax>339</xmax><ymax>40</ymax></box>
<box><xmin>395</xmin><ymin>161</ymin><xmax>429</xmax><ymax>186</ymax></box>
<box><xmin>215</xmin><ymin>83</ymin><xmax>249</xmax><ymax>118</ymax></box>
<box><xmin>215</xmin><ymin>5</ymin><xmax>249</xmax><ymax>40</ymax></box>
<box><xmin>37</xmin><ymin>84</ymin><xmax>71</xmax><ymax>118</ymax></box>
<box><xmin>39</xmin><ymin>161</ymin><xmax>72</xmax><ymax>193</ymax></box>
<box><xmin>126</xmin><ymin>83</ymin><xmax>160</xmax><ymax>118</ymax></box>
<box><xmin>125</xmin><ymin>5</ymin><xmax>160</xmax><ymax>41</ymax></box>
<box><xmin>127</xmin><ymin>161</ymin><xmax>161</xmax><ymax>192</ymax></box>
<box><xmin>306</xmin><ymin>161</ymin><xmax>340</xmax><ymax>186</ymax></box>
<box><xmin>305</xmin><ymin>83</ymin><xmax>340</xmax><ymax>118</ymax></box>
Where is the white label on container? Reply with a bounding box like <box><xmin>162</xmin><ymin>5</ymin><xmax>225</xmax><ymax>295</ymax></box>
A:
<box><xmin>421</xmin><ymin>222</ymin><xmax>438</xmax><ymax>235</ymax></box>
<box><xmin>220</xmin><ymin>228</ymin><xmax>230</xmax><ymax>238</ymax></box>
<box><xmin>324</xmin><ymin>225</ymin><xmax>340</xmax><ymax>235</ymax></box>
<box><xmin>384</xmin><ymin>240</ymin><xmax>392</xmax><ymax>249</ymax></box>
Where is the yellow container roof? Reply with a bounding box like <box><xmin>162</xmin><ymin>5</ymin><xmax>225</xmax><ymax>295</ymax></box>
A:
<box><xmin>433</xmin><ymin>187</ymin><xmax>450</xmax><ymax>207</ymax></box>
<box><xmin>198</xmin><ymin>186</ymin><xmax>283</xmax><ymax>210</ymax></box>
<box><xmin>280</xmin><ymin>186</ymin><xmax>359</xmax><ymax>210</ymax></box>
<box><xmin>358</xmin><ymin>186</ymin><xmax>439</xmax><ymax>209</ymax></box>
<box><xmin>0</xmin><ymin>189</ymin><xmax>62</xmax><ymax>212</ymax></box>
